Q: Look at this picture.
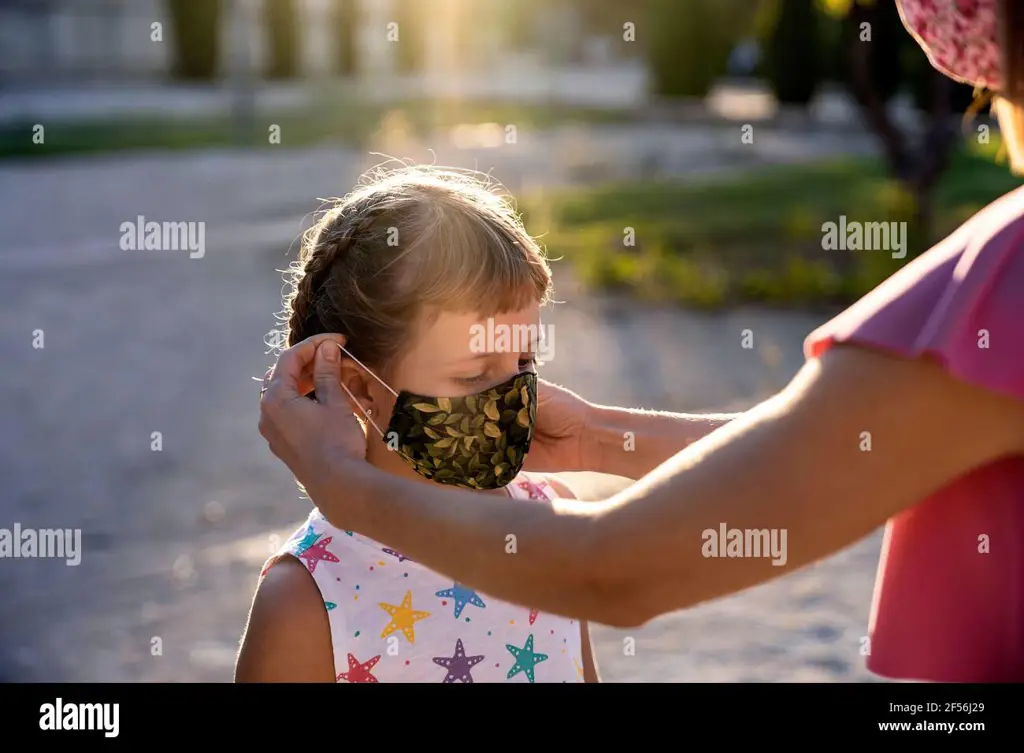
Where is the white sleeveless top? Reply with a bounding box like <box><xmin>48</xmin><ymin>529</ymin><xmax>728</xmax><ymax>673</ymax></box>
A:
<box><xmin>262</xmin><ymin>472</ymin><xmax>585</xmax><ymax>683</ymax></box>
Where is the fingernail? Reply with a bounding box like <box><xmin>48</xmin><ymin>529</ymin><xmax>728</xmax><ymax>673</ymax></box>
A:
<box><xmin>322</xmin><ymin>343</ymin><xmax>339</xmax><ymax>362</ymax></box>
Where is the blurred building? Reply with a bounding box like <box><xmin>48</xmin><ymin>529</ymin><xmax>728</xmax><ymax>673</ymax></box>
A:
<box><xmin>0</xmin><ymin>0</ymin><xmax>596</xmax><ymax>87</ymax></box>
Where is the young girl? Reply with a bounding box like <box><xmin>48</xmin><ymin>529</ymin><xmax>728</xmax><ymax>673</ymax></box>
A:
<box><xmin>237</xmin><ymin>167</ymin><xmax>622</xmax><ymax>682</ymax></box>
<box><xmin>257</xmin><ymin>0</ymin><xmax>1024</xmax><ymax>683</ymax></box>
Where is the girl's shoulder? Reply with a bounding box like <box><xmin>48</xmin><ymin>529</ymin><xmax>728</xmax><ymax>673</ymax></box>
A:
<box><xmin>263</xmin><ymin>473</ymin><xmax>563</xmax><ymax>580</ymax></box>
<box><xmin>261</xmin><ymin>509</ymin><xmax>389</xmax><ymax>580</ymax></box>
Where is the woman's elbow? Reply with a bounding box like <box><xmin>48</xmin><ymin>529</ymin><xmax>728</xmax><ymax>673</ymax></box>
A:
<box><xmin>575</xmin><ymin>573</ymin><xmax>664</xmax><ymax>628</ymax></box>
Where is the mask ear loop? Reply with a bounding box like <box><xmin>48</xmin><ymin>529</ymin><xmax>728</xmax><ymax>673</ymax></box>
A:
<box><xmin>337</xmin><ymin>343</ymin><xmax>397</xmax><ymax>440</ymax></box>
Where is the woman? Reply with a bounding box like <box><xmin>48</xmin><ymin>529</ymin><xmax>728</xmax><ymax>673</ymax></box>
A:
<box><xmin>259</xmin><ymin>0</ymin><xmax>1024</xmax><ymax>682</ymax></box>
<box><xmin>237</xmin><ymin>167</ymin><xmax>628</xmax><ymax>682</ymax></box>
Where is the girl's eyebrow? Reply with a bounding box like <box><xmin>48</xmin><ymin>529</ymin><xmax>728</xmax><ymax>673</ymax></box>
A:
<box><xmin>449</xmin><ymin>351</ymin><xmax>530</xmax><ymax>365</ymax></box>
<box><xmin>449</xmin><ymin>352</ymin><xmax>496</xmax><ymax>365</ymax></box>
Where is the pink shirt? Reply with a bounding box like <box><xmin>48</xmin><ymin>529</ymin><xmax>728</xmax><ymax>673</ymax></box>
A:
<box><xmin>804</xmin><ymin>185</ymin><xmax>1024</xmax><ymax>682</ymax></box>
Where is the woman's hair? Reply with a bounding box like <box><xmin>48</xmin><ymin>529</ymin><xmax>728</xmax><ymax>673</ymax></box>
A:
<box><xmin>281</xmin><ymin>165</ymin><xmax>552</xmax><ymax>378</ymax></box>
<box><xmin>994</xmin><ymin>0</ymin><xmax>1024</xmax><ymax>172</ymax></box>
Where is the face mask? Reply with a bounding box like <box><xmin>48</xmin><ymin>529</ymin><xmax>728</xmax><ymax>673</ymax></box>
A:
<box><xmin>338</xmin><ymin>345</ymin><xmax>537</xmax><ymax>490</ymax></box>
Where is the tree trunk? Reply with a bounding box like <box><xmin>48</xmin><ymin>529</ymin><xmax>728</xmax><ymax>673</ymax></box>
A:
<box><xmin>333</xmin><ymin>0</ymin><xmax>358</xmax><ymax>76</ymax></box>
<box><xmin>394</xmin><ymin>0</ymin><xmax>425</xmax><ymax>74</ymax></box>
<box><xmin>166</xmin><ymin>0</ymin><xmax>223</xmax><ymax>81</ymax></box>
<box><xmin>847</xmin><ymin>2</ymin><xmax>955</xmax><ymax>256</ymax></box>
<box><xmin>265</xmin><ymin>0</ymin><xmax>300</xmax><ymax>79</ymax></box>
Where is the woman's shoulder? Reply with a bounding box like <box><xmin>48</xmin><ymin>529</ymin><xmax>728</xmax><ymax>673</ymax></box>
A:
<box><xmin>805</xmin><ymin>186</ymin><xmax>1024</xmax><ymax>403</ymax></box>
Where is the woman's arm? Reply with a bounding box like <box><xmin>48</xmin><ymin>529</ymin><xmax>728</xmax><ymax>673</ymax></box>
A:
<box><xmin>316</xmin><ymin>345</ymin><xmax>1024</xmax><ymax>628</ymax></box>
<box><xmin>235</xmin><ymin>558</ymin><xmax>336</xmax><ymax>682</ymax></box>
<box><xmin>583</xmin><ymin>406</ymin><xmax>737</xmax><ymax>479</ymax></box>
<box><xmin>533</xmin><ymin>379</ymin><xmax>737</xmax><ymax>478</ymax></box>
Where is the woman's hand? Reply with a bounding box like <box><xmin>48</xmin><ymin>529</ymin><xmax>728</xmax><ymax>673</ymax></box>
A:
<box><xmin>258</xmin><ymin>334</ymin><xmax>366</xmax><ymax>503</ymax></box>
<box><xmin>526</xmin><ymin>379</ymin><xmax>597</xmax><ymax>472</ymax></box>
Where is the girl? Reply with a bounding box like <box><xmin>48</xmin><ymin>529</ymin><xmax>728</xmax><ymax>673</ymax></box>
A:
<box><xmin>259</xmin><ymin>0</ymin><xmax>1024</xmax><ymax>683</ymax></box>
<box><xmin>237</xmin><ymin>166</ymin><xmax>625</xmax><ymax>682</ymax></box>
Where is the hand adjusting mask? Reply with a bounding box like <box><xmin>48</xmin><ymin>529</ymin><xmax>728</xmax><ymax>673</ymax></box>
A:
<box><xmin>338</xmin><ymin>345</ymin><xmax>537</xmax><ymax>490</ymax></box>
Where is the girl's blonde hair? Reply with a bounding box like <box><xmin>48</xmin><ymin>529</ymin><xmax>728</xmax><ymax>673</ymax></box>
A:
<box><xmin>281</xmin><ymin>165</ymin><xmax>552</xmax><ymax>378</ymax></box>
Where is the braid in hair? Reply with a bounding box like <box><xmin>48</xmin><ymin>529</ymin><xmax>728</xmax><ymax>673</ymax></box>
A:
<box><xmin>284</xmin><ymin>200</ymin><xmax>391</xmax><ymax>349</ymax></box>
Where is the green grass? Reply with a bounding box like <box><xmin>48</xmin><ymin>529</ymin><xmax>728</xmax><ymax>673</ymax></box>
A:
<box><xmin>0</xmin><ymin>100</ymin><xmax>635</xmax><ymax>160</ymax></box>
<box><xmin>523</xmin><ymin>138</ymin><xmax>1022</xmax><ymax>309</ymax></box>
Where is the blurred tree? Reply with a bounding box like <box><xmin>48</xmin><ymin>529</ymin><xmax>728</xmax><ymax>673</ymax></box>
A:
<box><xmin>265</xmin><ymin>0</ymin><xmax>300</xmax><ymax>79</ymax></box>
<box><xmin>332</xmin><ymin>0</ymin><xmax>358</xmax><ymax>76</ymax></box>
<box><xmin>819</xmin><ymin>8</ymin><xmax>846</xmax><ymax>82</ymax></box>
<box><xmin>394</xmin><ymin>0</ymin><xmax>426</xmax><ymax>74</ymax></box>
<box><xmin>843</xmin><ymin>0</ymin><xmax>955</xmax><ymax>253</ymax></box>
<box><xmin>647</xmin><ymin>0</ymin><xmax>750</xmax><ymax>97</ymax></box>
<box><xmin>505</xmin><ymin>0</ymin><xmax>537</xmax><ymax>52</ymax></box>
<box><xmin>841</xmin><ymin>0</ymin><xmax>905</xmax><ymax>105</ymax></box>
<box><xmin>764</xmin><ymin>0</ymin><xmax>823</xmax><ymax>106</ymax></box>
<box><xmin>166</xmin><ymin>0</ymin><xmax>223</xmax><ymax>80</ymax></box>
<box><xmin>573</xmin><ymin>0</ymin><xmax>650</xmax><ymax>57</ymax></box>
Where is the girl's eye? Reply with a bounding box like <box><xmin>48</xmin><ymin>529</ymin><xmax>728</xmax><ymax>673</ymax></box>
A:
<box><xmin>454</xmin><ymin>374</ymin><xmax>488</xmax><ymax>388</ymax></box>
<box><xmin>455</xmin><ymin>357</ymin><xmax>535</xmax><ymax>388</ymax></box>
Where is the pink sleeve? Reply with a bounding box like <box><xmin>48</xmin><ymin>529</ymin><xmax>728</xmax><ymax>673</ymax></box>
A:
<box><xmin>805</xmin><ymin>205</ymin><xmax>1024</xmax><ymax>402</ymax></box>
<box><xmin>804</xmin><ymin>192</ymin><xmax>1024</xmax><ymax>682</ymax></box>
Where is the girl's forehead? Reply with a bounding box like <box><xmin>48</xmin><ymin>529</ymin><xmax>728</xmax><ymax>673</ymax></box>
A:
<box><xmin>410</xmin><ymin>307</ymin><xmax>543</xmax><ymax>358</ymax></box>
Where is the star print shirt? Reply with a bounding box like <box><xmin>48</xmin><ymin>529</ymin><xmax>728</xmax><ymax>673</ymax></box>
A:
<box><xmin>262</xmin><ymin>472</ymin><xmax>585</xmax><ymax>683</ymax></box>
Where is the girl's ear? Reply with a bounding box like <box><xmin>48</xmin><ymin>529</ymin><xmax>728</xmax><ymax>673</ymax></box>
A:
<box><xmin>339</xmin><ymin>358</ymin><xmax>374</xmax><ymax>418</ymax></box>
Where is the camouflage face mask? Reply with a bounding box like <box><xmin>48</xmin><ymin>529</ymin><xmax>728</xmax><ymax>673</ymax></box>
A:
<box><xmin>339</xmin><ymin>345</ymin><xmax>537</xmax><ymax>490</ymax></box>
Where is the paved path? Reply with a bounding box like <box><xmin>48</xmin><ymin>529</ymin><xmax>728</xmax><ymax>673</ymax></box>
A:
<box><xmin>0</xmin><ymin>133</ymin><xmax>885</xmax><ymax>682</ymax></box>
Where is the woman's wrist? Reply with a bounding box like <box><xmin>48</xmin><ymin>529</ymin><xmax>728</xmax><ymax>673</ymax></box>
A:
<box><xmin>580</xmin><ymin>404</ymin><xmax>741</xmax><ymax>479</ymax></box>
<box><xmin>307</xmin><ymin>455</ymin><xmax>374</xmax><ymax>532</ymax></box>
<box><xmin>581</xmin><ymin>404</ymin><xmax>629</xmax><ymax>475</ymax></box>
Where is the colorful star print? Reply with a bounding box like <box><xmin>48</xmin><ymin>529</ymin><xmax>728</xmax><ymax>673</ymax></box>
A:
<box><xmin>516</xmin><ymin>478</ymin><xmax>548</xmax><ymax>500</ymax></box>
<box><xmin>325</xmin><ymin>601</ymin><xmax>337</xmax><ymax>611</ymax></box>
<box><xmin>294</xmin><ymin>524</ymin><xmax>321</xmax><ymax>554</ymax></box>
<box><xmin>297</xmin><ymin>536</ymin><xmax>339</xmax><ymax>574</ymax></box>
<box><xmin>435</xmin><ymin>583</ymin><xmax>486</xmax><ymax>618</ymax></box>
<box><xmin>382</xmin><ymin>547</ymin><xmax>412</xmax><ymax>563</ymax></box>
<box><xmin>506</xmin><ymin>634</ymin><xmax>548</xmax><ymax>683</ymax></box>
<box><xmin>379</xmin><ymin>590</ymin><xmax>431</xmax><ymax>644</ymax></box>
<box><xmin>432</xmin><ymin>639</ymin><xmax>485</xmax><ymax>683</ymax></box>
<box><xmin>529</xmin><ymin>609</ymin><xmax>539</xmax><ymax>625</ymax></box>
<box><xmin>337</xmin><ymin>653</ymin><xmax>381</xmax><ymax>683</ymax></box>
<box><xmin>573</xmin><ymin>657</ymin><xmax>584</xmax><ymax>679</ymax></box>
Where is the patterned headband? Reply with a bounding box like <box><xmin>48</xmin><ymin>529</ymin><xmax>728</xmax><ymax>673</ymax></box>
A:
<box><xmin>898</xmin><ymin>0</ymin><xmax>1002</xmax><ymax>90</ymax></box>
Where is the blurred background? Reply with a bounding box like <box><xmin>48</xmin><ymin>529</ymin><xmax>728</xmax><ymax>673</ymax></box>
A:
<box><xmin>0</xmin><ymin>0</ymin><xmax>1017</xmax><ymax>682</ymax></box>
